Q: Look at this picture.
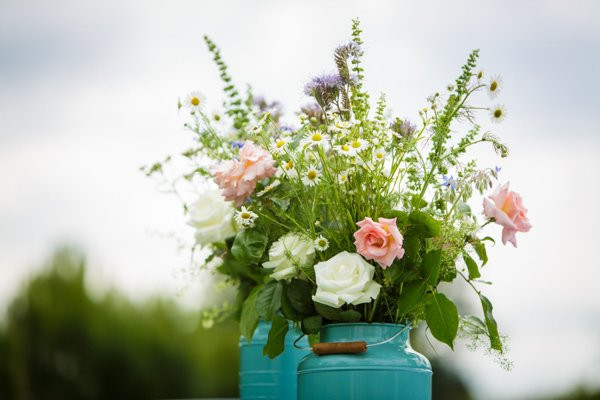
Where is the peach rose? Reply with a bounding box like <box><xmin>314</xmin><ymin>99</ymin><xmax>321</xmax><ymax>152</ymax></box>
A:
<box><xmin>213</xmin><ymin>141</ymin><xmax>277</xmax><ymax>207</ymax></box>
<box><xmin>483</xmin><ymin>182</ymin><xmax>532</xmax><ymax>247</ymax></box>
<box><xmin>353</xmin><ymin>217</ymin><xmax>405</xmax><ymax>269</ymax></box>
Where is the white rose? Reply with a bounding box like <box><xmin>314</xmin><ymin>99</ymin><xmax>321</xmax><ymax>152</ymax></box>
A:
<box><xmin>262</xmin><ymin>233</ymin><xmax>315</xmax><ymax>281</ymax></box>
<box><xmin>312</xmin><ymin>251</ymin><xmax>381</xmax><ymax>308</ymax></box>
<box><xmin>187</xmin><ymin>189</ymin><xmax>236</xmax><ymax>246</ymax></box>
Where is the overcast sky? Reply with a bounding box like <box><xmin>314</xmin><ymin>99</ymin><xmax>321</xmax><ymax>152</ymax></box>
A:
<box><xmin>1</xmin><ymin>1</ymin><xmax>599</xmax><ymax>399</ymax></box>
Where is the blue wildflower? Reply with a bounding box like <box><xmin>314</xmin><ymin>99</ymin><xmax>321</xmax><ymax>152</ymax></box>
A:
<box><xmin>495</xmin><ymin>166</ymin><xmax>502</xmax><ymax>173</ymax></box>
<box><xmin>232</xmin><ymin>141</ymin><xmax>244</xmax><ymax>149</ymax></box>
<box><xmin>442</xmin><ymin>175</ymin><xmax>457</xmax><ymax>190</ymax></box>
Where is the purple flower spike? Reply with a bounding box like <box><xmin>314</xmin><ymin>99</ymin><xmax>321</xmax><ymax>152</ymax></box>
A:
<box><xmin>303</xmin><ymin>74</ymin><xmax>345</xmax><ymax>97</ymax></box>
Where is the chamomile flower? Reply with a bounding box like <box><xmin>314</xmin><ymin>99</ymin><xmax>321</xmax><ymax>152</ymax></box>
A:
<box><xmin>183</xmin><ymin>91</ymin><xmax>206</xmax><ymax>112</ymax></box>
<box><xmin>373</xmin><ymin>148</ymin><xmax>386</xmax><ymax>163</ymax></box>
<box><xmin>235</xmin><ymin>206</ymin><xmax>258</xmax><ymax>227</ymax></box>
<box><xmin>330</xmin><ymin>119</ymin><xmax>352</xmax><ymax>136</ymax></box>
<box><xmin>302</xmin><ymin>165</ymin><xmax>321</xmax><ymax>187</ymax></box>
<box><xmin>487</xmin><ymin>75</ymin><xmax>503</xmax><ymax>98</ymax></box>
<box><xmin>335</xmin><ymin>143</ymin><xmax>354</xmax><ymax>157</ymax></box>
<box><xmin>251</xmin><ymin>124</ymin><xmax>263</xmax><ymax>134</ymax></box>
<box><xmin>476</xmin><ymin>70</ymin><xmax>485</xmax><ymax>81</ymax></box>
<box><xmin>277</xmin><ymin>159</ymin><xmax>298</xmax><ymax>179</ymax></box>
<box><xmin>337</xmin><ymin>170</ymin><xmax>351</xmax><ymax>184</ymax></box>
<box><xmin>270</xmin><ymin>137</ymin><xmax>289</xmax><ymax>155</ymax></box>
<box><xmin>490</xmin><ymin>104</ymin><xmax>507</xmax><ymax>123</ymax></box>
<box><xmin>348</xmin><ymin>138</ymin><xmax>368</xmax><ymax>155</ymax></box>
<box><xmin>302</xmin><ymin>130</ymin><xmax>327</xmax><ymax>148</ymax></box>
<box><xmin>314</xmin><ymin>235</ymin><xmax>329</xmax><ymax>251</ymax></box>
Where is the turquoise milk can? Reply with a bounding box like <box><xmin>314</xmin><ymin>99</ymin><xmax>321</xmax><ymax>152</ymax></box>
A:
<box><xmin>239</xmin><ymin>320</ymin><xmax>308</xmax><ymax>399</ymax></box>
<box><xmin>297</xmin><ymin>323</ymin><xmax>432</xmax><ymax>400</ymax></box>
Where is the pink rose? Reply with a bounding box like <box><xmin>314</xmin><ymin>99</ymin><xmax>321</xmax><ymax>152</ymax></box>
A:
<box><xmin>213</xmin><ymin>141</ymin><xmax>276</xmax><ymax>207</ymax></box>
<box><xmin>353</xmin><ymin>217</ymin><xmax>405</xmax><ymax>269</ymax></box>
<box><xmin>483</xmin><ymin>182</ymin><xmax>532</xmax><ymax>247</ymax></box>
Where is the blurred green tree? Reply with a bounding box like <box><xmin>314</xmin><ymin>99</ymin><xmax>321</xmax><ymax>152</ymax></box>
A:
<box><xmin>0</xmin><ymin>248</ymin><xmax>240</xmax><ymax>400</ymax></box>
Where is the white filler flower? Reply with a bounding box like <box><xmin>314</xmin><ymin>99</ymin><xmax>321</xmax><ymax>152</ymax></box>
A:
<box><xmin>262</xmin><ymin>232</ymin><xmax>315</xmax><ymax>280</ymax></box>
<box><xmin>183</xmin><ymin>91</ymin><xmax>206</xmax><ymax>112</ymax></box>
<box><xmin>312</xmin><ymin>251</ymin><xmax>381</xmax><ymax>308</ymax></box>
<box><xmin>187</xmin><ymin>188</ymin><xmax>236</xmax><ymax>246</ymax></box>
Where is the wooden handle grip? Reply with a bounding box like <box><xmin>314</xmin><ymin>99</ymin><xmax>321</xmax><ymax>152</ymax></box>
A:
<box><xmin>312</xmin><ymin>341</ymin><xmax>367</xmax><ymax>355</ymax></box>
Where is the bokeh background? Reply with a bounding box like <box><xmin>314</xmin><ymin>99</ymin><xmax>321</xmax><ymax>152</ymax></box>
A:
<box><xmin>1</xmin><ymin>0</ymin><xmax>599</xmax><ymax>399</ymax></box>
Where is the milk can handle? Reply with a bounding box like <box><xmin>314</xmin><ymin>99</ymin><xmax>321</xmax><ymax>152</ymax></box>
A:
<box><xmin>293</xmin><ymin>324</ymin><xmax>411</xmax><ymax>355</ymax></box>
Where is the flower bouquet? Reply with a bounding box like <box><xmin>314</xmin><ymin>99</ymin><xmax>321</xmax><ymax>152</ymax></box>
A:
<box><xmin>145</xmin><ymin>19</ymin><xmax>531</xmax><ymax>368</ymax></box>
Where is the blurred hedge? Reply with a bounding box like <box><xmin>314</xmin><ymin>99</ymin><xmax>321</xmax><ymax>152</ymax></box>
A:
<box><xmin>0</xmin><ymin>248</ymin><xmax>240</xmax><ymax>400</ymax></box>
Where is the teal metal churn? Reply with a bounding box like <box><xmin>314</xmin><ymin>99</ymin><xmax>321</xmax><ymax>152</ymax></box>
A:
<box><xmin>297</xmin><ymin>323</ymin><xmax>432</xmax><ymax>400</ymax></box>
<box><xmin>239</xmin><ymin>320</ymin><xmax>308</xmax><ymax>399</ymax></box>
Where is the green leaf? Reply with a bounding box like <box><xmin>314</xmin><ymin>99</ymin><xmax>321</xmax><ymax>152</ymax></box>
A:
<box><xmin>256</xmin><ymin>281</ymin><xmax>283</xmax><ymax>322</ymax></box>
<box><xmin>396</xmin><ymin>280</ymin><xmax>427</xmax><ymax>315</ymax></box>
<box><xmin>425</xmin><ymin>293</ymin><xmax>459</xmax><ymax>349</ymax></box>
<box><xmin>403</xmin><ymin>235</ymin><xmax>421</xmax><ymax>260</ymax></box>
<box><xmin>240</xmin><ymin>286</ymin><xmax>261</xmax><ymax>343</ymax></box>
<box><xmin>463</xmin><ymin>252</ymin><xmax>481</xmax><ymax>280</ymax></box>
<box><xmin>481</xmin><ymin>236</ymin><xmax>495</xmax><ymax>245</ymax></box>
<box><xmin>473</xmin><ymin>242</ymin><xmax>488</xmax><ymax>267</ymax></box>
<box><xmin>231</xmin><ymin>230</ymin><xmax>268</xmax><ymax>264</ymax></box>
<box><xmin>456</xmin><ymin>202</ymin><xmax>471</xmax><ymax>215</ymax></box>
<box><xmin>314</xmin><ymin>302</ymin><xmax>342</xmax><ymax>320</ymax></box>
<box><xmin>286</xmin><ymin>279</ymin><xmax>315</xmax><ymax>315</ymax></box>
<box><xmin>410</xmin><ymin>195</ymin><xmax>428</xmax><ymax>209</ymax></box>
<box><xmin>460</xmin><ymin>315</ymin><xmax>487</xmax><ymax>335</ymax></box>
<box><xmin>217</xmin><ymin>253</ymin><xmax>262</xmax><ymax>282</ymax></box>
<box><xmin>340</xmin><ymin>309</ymin><xmax>362</xmax><ymax>322</ymax></box>
<box><xmin>271</xmin><ymin>197</ymin><xmax>290</xmax><ymax>210</ymax></box>
<box><xmin>396</xmin><ymin>268</ymin><xmax>420</xmax><ymax>283</ymax></box>
<box><xmin>262</xmin><ymin>315</ymin><xmax>289</xmax><ymax>359</ymax></box>
<box><xmin>421</xmin><ymin>250</ymin><xmax>441</xmax><ymax>285</ymax></box>
<box><xmin>302</xmin><ymin>315</ymin><xmax>323</xmax><ymax>334</ymax></box>
<box><xmin>280</xmin><ymin>284</ymin><xmax>302</xmax><ymax>321</ymax></box>
<box><xmin>381</xmin><ymin>209</ymin><xmax>409</xmax><ymax>226</ymax></box>
<box><xmin>480</xmin><ymin>294</ymin><xmax>503</xmax><ymax>352</ymax></box>
<box><xmin>383</xmin><ymin>261</ymin><xmax>403</xmax><ymax>285</ymax></box>
<box><xmin>408</xmin><ymin>211</ymin><xmax>441</xmax><ymax>238</ymax></box>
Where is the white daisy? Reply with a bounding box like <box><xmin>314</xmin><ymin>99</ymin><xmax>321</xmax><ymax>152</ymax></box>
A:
<box><xmin>302</xmin><ymin>165</ymin><xmax>321</xmax><ymax>187</ymax></box>
<box><xmin>183</xmin><ymin>91</ymin><xmax>206</xmax><ymax>112</ymax></box>
<box><xmin>490</xmin><ymin>104</ymin><xmax>507</xmax><ymax>123</ymax></box>
<box><xmin>487</xmin><ymin>75</ymin><xmax>503</xmax><ymax>99</ymax></box>
<box><xmin>373</xmin><ymin>148</ymin><xmax>386</xmax><ymax>162</ymax></box>
<box><xmin>270</xmin><ymin>138</ymin><xmax>289</xmax><ymax>155</ymax></box>
<box><xmin>277</xmin><ymin>159</ymin><xmax>298</xmax><ymax>179</ymax></box>
<box><xmin>330</xmin><ymin>119</ymin><xmax>352</xmax><ymax>136</ymax></box>
<box><xmin>476</xmin><ymin>70</ymin><xmax>484</xmax><ymax>81</ymax></box>
<box><xmin>302</xmin><ymin>130</ymin><xmax>327</xmax><ymax>148</ymax></box>
<box><xmin>334</xmin><ymin>143</ymin><xmax>355</xmax><ymax>157</ymax></box>
<box><xmin>251</xmin><ymin>124</ymin><xmax>262</xmax><ymax>134</ymax></box>
<box><xmin>338</xmin><ymin>170</ymin><xmax>351</xmax><ymax>184</ymax></box>
<box><xmin>235</xmin><ymin>206</ymin><xmax>258</xmax><ymax>227</ymax></box>
<box><xmin>314</xmin><ymin>235</ymin><xmax>329</xmax><ymax>251</ymax></box>
<box><xmin>348</xmin><ymin>138</ymin><xmax>368</xmax><ymax>155</ymax></box>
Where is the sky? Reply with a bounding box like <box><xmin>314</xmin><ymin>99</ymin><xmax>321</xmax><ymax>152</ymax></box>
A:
<box><xmin>1</xmin><ymin>0</ymin><xmax>599</xmax><ymax>398</ymax></box>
